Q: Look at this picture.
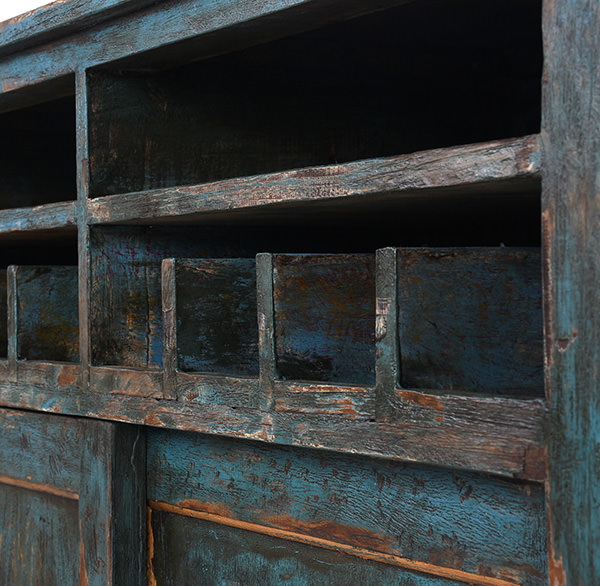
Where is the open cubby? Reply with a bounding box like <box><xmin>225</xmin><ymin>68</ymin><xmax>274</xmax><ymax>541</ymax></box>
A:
<box><xmin>173</xmin><ymin>258</ymin><xmax>258</xmax><ymax>377</ymax></box>
<box><xmin>88</xmin><ymin>0</ymin><xmax>542</xmax><ymax>198</ymax></box>
<box><xmin>273</xmin><ymin>254</ymin><xmax>376</xmax><ymax>385</ymax></box>
<box><xmin>0</xmin><ymin>94</ymin><xmax>76</xmax><ymax>209</ymax></box>
<box><xmin>14</xmin><ymin>266</ymin><xmax>79</xmax><ymax>363</ymax></box>
<box><xmin>393</xmin><ymin>247</ymin><xmax>543</xmax><ymax>397</ymax></box>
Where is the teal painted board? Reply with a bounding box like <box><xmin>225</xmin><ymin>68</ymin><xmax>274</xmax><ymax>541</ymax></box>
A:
<box><xmin>0</xmin><ymin>483</ymin><xmax>79</xmax><ymax>586</ymax></box>
<box><xmin>273</xmin><ymin>254</ymin><xmax>376</xmax><ymax>385</ymax></box>
<box><xmin>175</xmin><ymin>258</ymin><xmax>258</xmax><ymax>376</ymax></box>
<box><xmin>15</xmin><ymin>265</ymin><xmax>79</xmax><ymax>362</ymax></box>
<box><xmin>0</xmin><ymin>270</ymin><xmax>7</xmax><ymax>357</ymax></box>
<box><xmin>147</xmin><ymin>429</ymin><xmax>547</xmax><ymax>585</ymax></box>
<box><xmin>396</xmin><ymin>247</ymin><xmax>543</xmax><ymax>396</ymax></box>
<box><xmin>149</xmin><ymin>509</ymin><xmax>463</xmax><ymax>586</ymax></box>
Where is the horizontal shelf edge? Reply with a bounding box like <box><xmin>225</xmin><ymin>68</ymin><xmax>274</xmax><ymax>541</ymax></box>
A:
<box><xmin>0</xmin><ymin>380</ymin><xmax>547</xmax><ymax>481</ymax></box>
<box><xmin>88</xmin><ymin>135</ymin><xmax>541</xmax><ymax>225</ymax></box>
<box><xmin>0</xmin><ymin>200</ymin><xmax>76</xmax><ymax>235</ymax></box>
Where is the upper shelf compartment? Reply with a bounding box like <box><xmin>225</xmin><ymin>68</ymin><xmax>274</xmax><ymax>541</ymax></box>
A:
<box><xmin>0</xmin><ymin>89</ymin><xmax>76</xmax><ymax>212</ymax></box>
<box><xmin>87</xmin><ymin>0</ymin><xmax>542</xmax><ymax>199</ymax></box>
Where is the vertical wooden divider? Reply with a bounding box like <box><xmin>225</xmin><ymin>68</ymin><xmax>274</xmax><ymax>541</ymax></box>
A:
<box><xmin>255</xmin><ymin>253</ymin><xmax>275</xmax><ymax>412</ymax></box>
<box><xmin>76</xmin><ymin>70</ymin><xmax>91</xmax><ymax>388</ymax></box>
<box><xmin>161</xmin><ymin>258</ymin><xmax>178</xmax><ymax>399</ymax></box>
<box><xmin>7</xmin><ymin>265</ymin><xmax>17</xmax><ymax>383</ymax></box>
<box><xmin>375</xmin><ymin>247</ymin><xmax>399</xmax><ymax>421</ymax></box>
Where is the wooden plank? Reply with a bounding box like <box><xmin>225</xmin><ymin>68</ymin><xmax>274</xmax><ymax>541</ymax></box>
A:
<box><xmin>0</xmin><ymin>201</ymin><xmax>76</xmax><ymax>234</ymax></box>
<box><xmin>161</xmin><ymin>258</ymin><xmax>177</xmax><ymax>399</ymax></box>
<box><xmin>0</xmin><ymin>0</ymin><xmax>158</xmax><ymax>56</ymax></box>
<box><xmin>15</xmin><ymin>265</ymin><xmax>79</xmax><ymax>362</ymax></box>
<box><xmin>0</xmin><ymin>382</ymin><xmax>545</xmax><ymax>480</ymax></box>
<box><xmin>0</xmin><ymin>270</ymin><xmax>7</xmax><ymax>358</ymax></box>
<box><xmin>0</xmin><ymin>483</ymin><xmax>80</xmax><ymax>586</ymax></box>
<box><xmin>273</xmin><ymin>254</ymin><xmax>376</xmax><ymax>385</ymax></box>
<box><xmin>149</xmin><ymin>505</ymin><xmax>478</xmax><ymax>586</ymax></box>
<box><xmin>255</xmin><ymin>252</ymin><xmax>275</xmax><ymax>411</ymax></box>
<box><xmin>174</xmin><ymin>258</ymin><xmax>258</xmax><ymax>376</ymax></box>
<box><xmin>396</xmin><ymin>247</ymin><xmax>543</xmax><ymax>396</ymax></box>
<box><xmin>7</xmin><ymin>265</ymin><xmax>17</xmax><ymax>382</ymax></box>
<box><xmin>175</xmin><ymin>372</ymin><xmax>255</xmax><ymax>407</ymax></box>
<box><xmin>0</xmin><ymin>0</ymin><xmax>415</xmax><ymax>95</ymax></box>
<box><xmin>76</xmin><ymin>70</ymin><xmax>92</xmax><ymax>386</ymax></box>
<box><xmin>147</xmin><ymin>428</ymin><xmax>548</xmax><ymax>584</ymax></box>
<box><xmin>91</xmin><ymin>365</ymin><xmax>163</xmax><ymax>398</ymax></box>
<box><xmin>88</xmin><ymin>135</ymin><xmax>541</xmax><ymax>224</ymax></box>
<box><xmin>375</xmin><ymin>247</ymin><xmax>399</xmax><ymax>420</ymax></box>
<box><xmin>17</xmin><ymin>361</ymin><xmax>79</xmax><ymax>388</ymax></box>
<box><xmin>542</xmin><ymin>0</ymin><xmax>600</xmax><ymax>582</ymax></box>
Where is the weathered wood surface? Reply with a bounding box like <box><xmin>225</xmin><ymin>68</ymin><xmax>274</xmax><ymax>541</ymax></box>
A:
<box><xmin>91</xmin><ymin>365</ymin><xmax>163</xmax><ymax>398</ymax></box>
<box><xmin>0</xmin><ymin>270</ymin><xmax>7</xmax><ymax>357</ymax></box>
<box><xmin>88</xmin><ymin>136</ymin><xmax>541</xmax><ymax>225</ymax></box>
<box><xmin>0</xmin><ymin>0</ymin><xmax>158</xmax><ymax>56</ymax></box>
<box><xmin>149</xmin><ymin>507</ymin><xmax>472</xmax><ymax>586</ymax></box>
<box><xmin>16</xmin><ymin>361</ymin><xmax>79</xmax><ymax>388</ymax></box>
<box><xmin>174</xmin><ymin>258</ymin><xmax>258</xmax><ymax>376</ymax></box>
<box><xmin>147</xmin><ymin>428</ymin><xmax>547</xmax><ymax>584</ymax></box>
<box><xmin>0</xmin><ymin>407</ymin><xmax>146</xmax><ymax>585</ymax></box>
<box><xmin>395</xmin><ymin>247</ymin><xmax>543</xmax><ymax>396</ymax></box>
<box><xmin>12</xmin><ymin>265</ymin><xmax>79</xmax><ymax>362</ymax></box>
<box><xmin>273</xmin><ymin>254</ymin><xmax>376</xmax><ymax>385</ymax></box>
<box><xmin>542</xmin><ymin>0</ymin><xmax>600</xmax><ymax>582</ymax></box>
<box><xmin>0</xmin><ymin>381</ymin><xmax>546</xmax><ymax>480</ymax></box>
<box><xmin>0</xmin><ymin>483</ymin><xmax>80</xmax><ymax>586</ymax></box>
<box><xmin>0</xmin><ymin>201</ymin><xmax>76</xmax><ymax>234</ymax></box>
<box><xmin>0</xmin><ymin>96</ymin><xmax>76</xmax><ymax>208</ymax></box>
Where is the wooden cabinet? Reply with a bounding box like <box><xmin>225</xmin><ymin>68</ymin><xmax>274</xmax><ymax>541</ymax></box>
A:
<box><xmin>0</xmin><ymin>0</ymin><xmax>596</xmax><ymax>583</ymax></box>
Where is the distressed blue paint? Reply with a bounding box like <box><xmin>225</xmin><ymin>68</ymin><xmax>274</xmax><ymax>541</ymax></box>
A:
<box><xmin>396</xmin><ymin>248</ymin><xmax>543</xmax><ymax>396</ymax></box>
<box><xmin>0</xmin><ymin>483</ymin><xmax>79</xmax><ymax>585</ymax></box>
<box><xmin>150</xmin><ymin>510</ymin><xmax>463</xmax><ymax>586</ymax></box>
<box><xmin>15</xmin><ymin>265</ymin><xmax>79</xmax><ymax>362</ymax></box>
<box><xmin>147</xmin><ymin>428</ymin><xmax>548</xmax><ymax>584</ymax></box>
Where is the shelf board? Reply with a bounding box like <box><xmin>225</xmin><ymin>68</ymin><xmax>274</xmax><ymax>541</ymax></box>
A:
<box><xmin>0</xmin><ymin>200</ymin><xmax>76</xmax><ymax>236</ymax></box>
<box><xmin>88</xmin><ymin>135</ymin><xmax>541</xmax><ymax>225</ymax></box>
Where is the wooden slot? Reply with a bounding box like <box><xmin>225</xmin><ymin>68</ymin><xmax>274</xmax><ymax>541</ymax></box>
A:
<box><xmin>12</xmin><ymin>265</ymin><xmax>79</xmax><ymax>363</ymax></box>
<box><xmin>392</xmin><ymin>247</ymin><xmax>543</xmax><ymax>397</ymax></box>
<box><xmin>273</xmin><ymin>254</ymin><xmax>376</xmax><ymax>386</ymax></box>
<box><xmin>173</xmin><ymin>258</ymin><xmax>258</xmax><ymax>377</ymax></box>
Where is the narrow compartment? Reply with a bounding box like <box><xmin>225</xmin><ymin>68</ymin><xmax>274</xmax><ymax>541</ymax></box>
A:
<box><xmin>13</xmin><ymin>265</ymin><xmax>79</xmax><ymax>363</ymax></box>
<box><xmin>395</xmin><ymin>247</ymin><xmax>543</xmax><ymax>396</ymax></box>
<box><xmin>273</xmin><ymin>254</ymin><xmax>376</xmax><ymax>385</ymax></box>
<box><xmin>88</xmin><ymin>0</ymin><xmax>541</xmax><ymax>197</ymax></box>
<box><xmin>174</xmin><ymin>258</ymin><xmax>258</xmax><ymax>377</ymax></box>
<box><xmin>0</xmin><ymin>93</ymin><xmax>76</xmax><ymax>209</ymax></box>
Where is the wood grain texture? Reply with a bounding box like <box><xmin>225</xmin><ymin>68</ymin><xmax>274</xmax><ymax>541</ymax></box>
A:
<box><xmin>542</xmin><ymin>0</ymin><xmax>600</xmax><ymax>582</ymax></box>
<box><xmin>89</xmin><ymin>135</ymin><xmax>541</xmax><ymax>225</ymax></box>
<box><xmin>0</xmin><ymin>381</ymin><xmax>546</xmax><ymax>481</ymax></box>
<box><xmin>0</xmin><ymin>483</ymin><xmax>80</xmax><ymax>586</ymax></box>
<box><xmin>14</xmin><ymin>265</ymin><xmax>79</xmax><ymax>362</ymax></box>
<box><xmin>395</xmin><ymin>248</ymin><xmax>543</xmax><ymax>397</ymax></box>
<box><xmin>161</xmin><ymin>258</ymin><xmax>177</xmax><ymax>399</ymax></box>
<box><xmin>149</xmin><ymin>506</ymin><xmax>475</xmax><ymax>586</ymax></box>
<box><xmin>147</xmin><ymin>428</ymin><xmax>547</xmax><ymax>584</ymax></box>
<box><xmin>0</xmin><ymin>270</ymin><xmax>7</xmax><ymax>358</ymax></box>
<box><xmin>0</xmin><ymin>408</ymin><xmax>147</xmax><ymax>585</ymax></box>
<box><xmin>273</xmin><ymin>254</ymin><xmax>376</xmax><ymax>385</ymax></box>
<box><xmin>91</xmin><ymin>365</ymin><xmax>163</xmax><ymax>398</ymax></box>
<box><xmin>0</xmin><ymin>201</ymin><xmax>76</xmax><ymax>234</ymax></box>
<box><xmin>174</xmin><ymin>258</ymin><xmax>258</xmax><ymax>376</ymax></box>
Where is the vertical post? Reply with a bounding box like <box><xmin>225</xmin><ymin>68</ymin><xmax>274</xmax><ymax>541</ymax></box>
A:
<box><xmin>255</xmin><ymin>253</ymin><xmax>275</xmax><ymax>411</ymax></box>
<box><xmin>542</xmin><ymin>0</ymin><xmax>600</xmax><ymax>582</ymax></box>
<box><xmin>161</xmin><ymin>258</ymin><xmax>178</xmax><ymax>399</ymax></box>
<box><xmin>7</xmin><ymin>265</ymin><xmax>17</xmax><ymax>383</ymax></box>
<box><xmin>76</xmin><ymin>70</ymin><xmax>92</xmax><ymax>387</ymax></box>
<box><xmin>375</xmin><ymin>247</ymin><xmax>399</xmax><ymax>421</ymax></box>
